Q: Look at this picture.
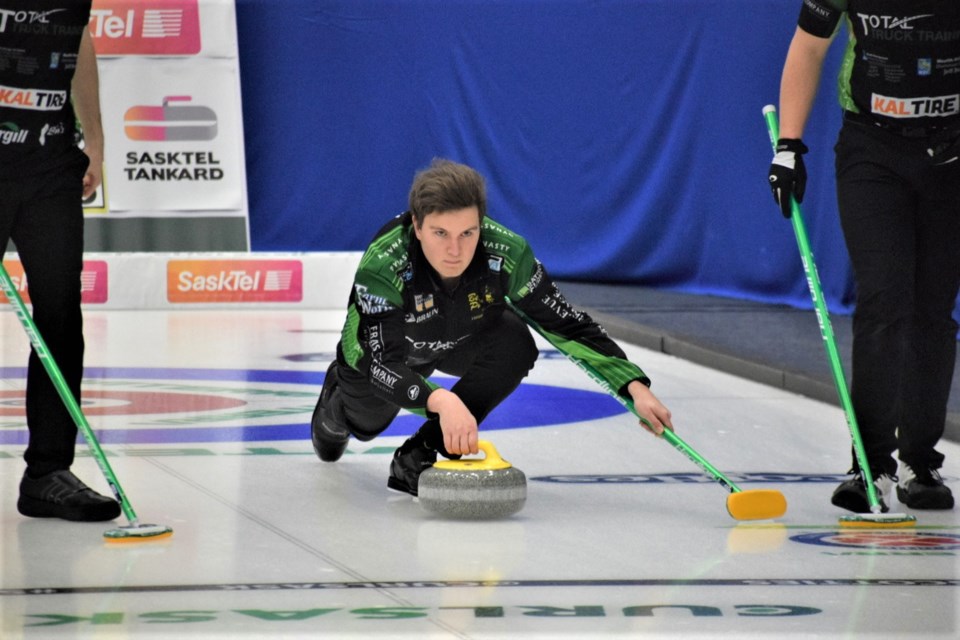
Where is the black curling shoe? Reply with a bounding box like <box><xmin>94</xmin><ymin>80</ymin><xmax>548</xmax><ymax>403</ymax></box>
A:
<box><xmin>310</xmin><ymin>361</ymin><xmax>350</xmax><ymax>462</ymax></box>
<box><xmin>830</xmin><ymin>470</ymin><xmax>893</xmax><ymax>514</ymax></box>
<box><xmin>311</xmin><ymin>401</ymin><xmax>350</xmax><ymax>462</ymax></box>
<box><xmin>387</xmin><ymin>444</ymin><xmax>437</xmax><ymax>497</ymax></box>
<box><xmin>18</xmin><ymin>470</ymin><xmax>120</xmax><ymax>522</ymax></box>
<box><xmin>897</xmin><ymin>464</ymin><xmax>954</xmax><ymax>510</ymax></box>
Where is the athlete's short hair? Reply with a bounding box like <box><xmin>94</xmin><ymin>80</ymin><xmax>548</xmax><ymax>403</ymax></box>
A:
<box><xmin>408</xmin><ymin>158</ymin><xmax>486</xmax><ymax>227</ymax></box>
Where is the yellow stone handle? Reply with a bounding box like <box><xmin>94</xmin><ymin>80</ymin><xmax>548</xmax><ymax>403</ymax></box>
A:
<box><xmin>432</xmin><ymin>440</ymin><xmax>513</xmax><ymax>471</ymax></box>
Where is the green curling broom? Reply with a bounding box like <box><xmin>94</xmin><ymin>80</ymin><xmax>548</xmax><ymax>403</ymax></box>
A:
<box><xmin>762</xmin><ymin>105</ymin><xmax>914</xmax><ymax>528</ymax></box>
<box><xmin>0</xmin><ymin>260</ymin><xmax>173</xmax><ymax>541</ymax></box>
<box><xmin>511</xmin><ymin>303</ymin><xmax>787</xmax><ymax>521</ymax></box>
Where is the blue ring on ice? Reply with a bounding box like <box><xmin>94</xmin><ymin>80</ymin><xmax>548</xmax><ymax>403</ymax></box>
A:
<box><xmin>0</xmin><ymin>367</ymin><xmax>626</xmax><ymax>445</ymax></box>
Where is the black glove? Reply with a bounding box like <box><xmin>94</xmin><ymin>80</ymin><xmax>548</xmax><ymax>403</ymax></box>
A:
<box><xmin>768</xmin><ymin>138</ymin><xmax>808</xmax><ymax>218</ymax></box>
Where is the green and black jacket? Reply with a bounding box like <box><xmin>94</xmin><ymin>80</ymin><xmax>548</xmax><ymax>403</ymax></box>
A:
<box><xmin>338</xmin><ymin>211</ymin><xmax>648</xmax><ymax>414</ymax></box>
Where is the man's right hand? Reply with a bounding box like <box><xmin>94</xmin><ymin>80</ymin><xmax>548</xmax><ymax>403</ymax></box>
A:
<box><xmin>427</xmin><ymin>388</ymin><xmax>479</xmax><ymax>455</ymax></box>
<box><xmin>768</xmin><ymin>138</ymin><xmax>808</xmax><ymax>218</ymax></box>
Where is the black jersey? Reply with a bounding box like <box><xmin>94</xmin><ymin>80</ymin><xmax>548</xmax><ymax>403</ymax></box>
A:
<box><xmin>0</xmin><ymin>1</ymin><xmax>92</xmax><ymax>171</ymax></box>
<box><xmin>798</xmin><ymin>1</ymin><xmax>960</xmax><ymax>126</ymax></box>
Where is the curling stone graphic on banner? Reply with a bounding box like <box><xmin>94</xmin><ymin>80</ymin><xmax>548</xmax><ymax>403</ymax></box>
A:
<box><xmin>419</xmin><ymin>440</ymin><xmax>526</xmax><ymax>520</ymax></box>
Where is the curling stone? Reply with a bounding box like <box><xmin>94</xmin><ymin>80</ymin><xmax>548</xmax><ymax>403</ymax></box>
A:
<box><xmin>418</xmin><ymin>440</ymin><xmax>526</xmax><ymax>520</ymax></box>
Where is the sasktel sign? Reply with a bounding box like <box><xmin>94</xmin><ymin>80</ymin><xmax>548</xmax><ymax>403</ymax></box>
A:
<box><xmin>167</xmin><ymin>260</ymin><xmax>303</xmax><ymax>303</ymax></box>
<box><xmin>89</xmin><ymin>0</ymin><xmax>201</xmax><ymax>56</ymax></box>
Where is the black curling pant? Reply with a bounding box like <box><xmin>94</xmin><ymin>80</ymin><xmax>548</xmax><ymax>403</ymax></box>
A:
<box><xmin>334</xmin><ymin>309</ymin><xmax>539</xmax><ymax>455</ymax></box>
<box><xmin>835</xmin><ymin>120</ymin><xmax>960</xmax><ymax>476</ymax></box>
<box><xmin>0</xmin><ymin>150</ymin><xmax>88</xmax><ymax>477</ymax></box>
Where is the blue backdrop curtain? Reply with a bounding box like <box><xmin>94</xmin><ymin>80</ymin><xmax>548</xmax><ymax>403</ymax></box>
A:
<box><xmin>236</xmin><ymin>1</ymin><xmax>862</xmax><ymax>313</ymax></box>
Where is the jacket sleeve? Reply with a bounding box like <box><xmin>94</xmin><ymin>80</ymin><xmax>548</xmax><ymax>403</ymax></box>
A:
<box><xmin>339</xmin><ymin>271</ymin><xmax>438</xmax><ymax>413</ymax></box>
<box><xmin>506</xmin><ymin>244</ymin><xmax>649</xmax><ymax>396</ymax></box>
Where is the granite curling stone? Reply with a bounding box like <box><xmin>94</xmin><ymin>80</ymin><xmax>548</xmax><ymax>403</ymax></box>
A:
<box><xmin>418</xmin><ymin>440</ymin><xmax>526</xmax><ymax>520</ymax></box>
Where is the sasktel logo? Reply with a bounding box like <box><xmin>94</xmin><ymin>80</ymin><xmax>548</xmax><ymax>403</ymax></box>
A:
<box><xmin>89</xmin><ymin>0</ymin><xmax>201</xmax><ymax>56</ymax></box>
<box><xmin>125</xmin><ymin>96</ymin><xmax>217</xmax><ymax>141</ymax></box>
<box><xmin>167</xmin><ymin>260</ymin><xmax>303</xmax><ymax>303</ymax></box>
<box><xmin>0</xmin><ymin>260</ymin><xmax>108</xmax><ymax>304</ymax></box>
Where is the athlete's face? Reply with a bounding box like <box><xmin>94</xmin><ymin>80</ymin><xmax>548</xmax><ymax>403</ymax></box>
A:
<box><xmin>414</xmin><ymin>206</ymin><xmax>481</xmax><ymax>282</ymax></box>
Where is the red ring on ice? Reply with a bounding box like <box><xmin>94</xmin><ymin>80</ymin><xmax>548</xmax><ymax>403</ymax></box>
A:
<box><xmin>0</xmin><ymin>390</ymin><xmax>246</xmax><ymax>416</ymax></box>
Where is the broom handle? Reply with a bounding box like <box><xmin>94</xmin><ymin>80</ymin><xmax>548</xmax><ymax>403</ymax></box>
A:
<box><xmin>568</xmin><ymin>349</ymin><xmax>742</xmax><ymax>494</ymax></box>
<box><xmin>508</xmin><ymin>302</ymin><xmax>743</xmax><ymax>494</ymax></box>
<box><xmin>762</xmin><ymin>105</ymin><xmax>882</xmax><ymax>513</ymax></box>
<box><xmin>0</xmin><ymin>261</ymin><xmax>140</xmax><ymax>524</ymax></box>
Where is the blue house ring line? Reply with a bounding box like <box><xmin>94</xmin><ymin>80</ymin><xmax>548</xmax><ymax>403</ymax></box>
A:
<box><xmin>0</xmin><ymin>367</ymin><xmax>625</xmax><ymax>445</ymax></box>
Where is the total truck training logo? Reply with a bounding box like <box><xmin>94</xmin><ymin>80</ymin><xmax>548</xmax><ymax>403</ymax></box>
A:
<box><xmin>167</xmin><ymin>260</ymin><xmax>303</xmax><ymax>303</ymax></box>
<box><xmin>856</xmin><ymin>13</ymin><xmax>933</xmax><ymax>36</ymax></box>
<box><xmin>0</xmin><ymin>8</ymin><xmax>67</xmax><ymax>32</ymax></box>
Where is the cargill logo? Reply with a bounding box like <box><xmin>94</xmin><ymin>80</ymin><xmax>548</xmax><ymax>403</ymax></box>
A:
<box><xmin>0</xmin><ymin>260</ymin><xmax>108</xmax><ymax>304</ymax></box>
<box><xmin>0</xmin><ymin>122</ymin><xmax>27</xmax><ymax>145</ymax></box>
<box><xmin>168</xmin><ymin>260</ymin><xmax>303</xmax><ymax>303</ymax></box>
<box><xmin>89</xmin><ymin>0</ymin><xmax>201</xmax><ymax>56</ymax></box>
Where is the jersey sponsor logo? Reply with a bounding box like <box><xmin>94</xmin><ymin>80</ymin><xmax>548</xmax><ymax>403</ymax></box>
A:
<box><xmin>467</xmin><ymin>291</ymin><xmax>482</xmax><ymax>312</ymax></box>
<box><xmin>370</xmin><ymin>363</ymin><xmax>400</xmax><ymax>390</ymax></box>
<box><xmin>373</xmin><ymin>236</ymin><xmax>406</xmax><ymax>262</ymax></box>
<box><xmin>406</xmin><ymin>385</ymin><xmax>420</xmax><ymax>401</ymax></box>
<box><xmin>414</xmin><ymin>293</ymin><xmax>434</xmax><ymax>313</ymax></box>
<box><xmin>0</xmin><ymin>8</ymin><xmax>67</xmax><ymax>33</ymax></box>
<box><xmin>0</xmin><ymin>122</ymin><xmax>27</xmax><ymax>145</ymax></box>
<box><xmin>801</xmin><ymin>0</ymin><xmax>832</xmax><ymax>21</ymax></box>
<box><xmin>540</xmin><ymin>288</ymin><xmax>584</xmax><ymax>321</ymax></box>
<box><xmin>856</xmin><ymin>13</ymin><xmax>934</xmax><ymax>37</ymax></box>
<box><xmin>483</xmin><ymin>218</ymin><xmax>516</xmax><ymax>238</ymax></box>
<box><xmin>405</xmin><ymin>308</ymin><xmax>438</xmax><ymax>324</ymax></box>
<box><xmin>487</xmin><ymin>255</ymin><xmax>503</xmax><ymax>272</ymax></box>
<box><xmin>405</xmin><ymin>337</ymin><xmax>460</xmax><ymax>352</ymax></box>
<box><xmin>355</xmin><ymin>284</ymin><xmax>392</xmax><ymax>314</ymax></box>
<box><xmin>483</xmin><ymin>240</ymin><xmax>511</xmax><ymax>254</ymax></box>
<box><xmin>518</xmin><ymin>261</ymin><xmax>545</xmax><ymax>297</ymax></box>
<box><xmin>89</xmin><ymin>0</ymin><xmax>201</xmax><ymax>56</ymax></box>
<box><xmin>0</xmin><ymin>85</ymin><xmax>67</xmax><ymax>111</ymax></box>
<box><xmin>39</xmin><ymin>122</ymin><xmax>66</xmax><ymax>145</ymax></box>
<box><xmin>871</xmin><ymin>93</ymin><xmax>959</xmax><ymax>118</ymax></box>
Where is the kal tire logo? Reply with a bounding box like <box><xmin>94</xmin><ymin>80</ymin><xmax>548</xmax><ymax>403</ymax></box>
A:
<box><xmin>90</xmin><ymin>0</ymin><xmax>201</xmax><ymax>56</ymax></box>
<box><xmin>792</xmin><ymin>532</ymin><xmax>960</xmax><ymax>552</ymax></box>
<box><xmin>125</xmin><ymin>96</ymin><xmax>216</xmax><ymax>141</ymax></box>
<box><xmin>0</xmin><ymin>85</ymin><xmax>67</xmax><ymax>111</ymax></box>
